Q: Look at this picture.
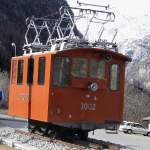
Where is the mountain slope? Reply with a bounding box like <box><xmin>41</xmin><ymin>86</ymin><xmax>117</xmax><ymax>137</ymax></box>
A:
<box><xmin>119</xmin><ymin>35</ymin><xmax>150</xmax><ymax>94</ymax></box>
<box><xmin>0</xmin><ymin>0</ymin><xmax>69</xmax><ymax>70</ymax></box>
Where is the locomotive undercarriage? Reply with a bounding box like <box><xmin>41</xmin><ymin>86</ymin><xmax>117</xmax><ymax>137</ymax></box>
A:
<box><xmin>28</xmin><ymin>119</ymin><xmax>89</xmax><ymax>140</ymax></box>
<box><xmin>28</xmin><ymin>119</ymin><xmax>119</xmax><ymax>140</ymax></box>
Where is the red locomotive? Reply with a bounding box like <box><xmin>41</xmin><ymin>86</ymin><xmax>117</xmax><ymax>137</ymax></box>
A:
<box><xmin>8</xmin><ymin>4</ymin><xmax>131</xmax><ymax>139</ymax></box>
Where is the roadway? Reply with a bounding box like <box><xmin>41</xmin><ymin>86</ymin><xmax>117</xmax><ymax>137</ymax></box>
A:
<box><xmin>89</xmin><ymin>129</ymin><xmax>150</xmax><ymax>150</ymax></box>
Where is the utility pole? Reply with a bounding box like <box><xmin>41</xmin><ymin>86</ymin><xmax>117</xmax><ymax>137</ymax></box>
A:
<box><xmin>11</xmin><ymin>43</ymin><xmax>16</xmax><ymax>56</ymax></box>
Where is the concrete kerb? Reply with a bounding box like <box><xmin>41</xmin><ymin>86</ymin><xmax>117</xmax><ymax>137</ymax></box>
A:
<box><xmin>0</xmin><ymin>114</ymin><xmax>27</xmax><ymax>123</ymax></box>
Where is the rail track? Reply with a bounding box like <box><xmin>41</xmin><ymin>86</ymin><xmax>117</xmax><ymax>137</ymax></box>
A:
<box><xmin>0</xmin><ymin>127</ymin><xmax>121</xmax><ymax>150</ymax></box>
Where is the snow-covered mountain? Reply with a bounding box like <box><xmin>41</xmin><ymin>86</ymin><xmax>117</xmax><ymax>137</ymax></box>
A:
<box><xmin>122</xmin><ymin>35</ymin><xmax>150</xmax><ymax>93</ymax></box>
<box><xmin>116</xmin><ymin>16</ymin><xmax>150</xmax><ymax>94</ymax></box>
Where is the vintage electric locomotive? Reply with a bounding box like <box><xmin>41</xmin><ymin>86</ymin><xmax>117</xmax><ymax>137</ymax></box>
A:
<box><xmin>8</xmin><ymin>4</ymin><xmax>131</xmax><ymax>139</ymax></box>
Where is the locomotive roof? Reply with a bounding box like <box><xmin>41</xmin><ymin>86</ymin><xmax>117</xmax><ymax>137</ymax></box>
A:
<box><xmin>16</xmin><ymin>47</ymin><xmax>131</xmax><ymax>62</ymax></box>
<box><xmin>56</xmin><ymin>48</ymin><xmax>132</xmax><ymax>62</ymax></box>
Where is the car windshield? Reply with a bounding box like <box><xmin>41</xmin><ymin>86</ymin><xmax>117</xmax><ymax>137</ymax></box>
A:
<box><xmin>121</xmin><ymin>121</ymin><xmax>128</xmax><ymax>125</ymax></box>
<box><xmin>126</xmin><ymin>123</ymin><xmax>133</xmax><ymax>126</ymax></box>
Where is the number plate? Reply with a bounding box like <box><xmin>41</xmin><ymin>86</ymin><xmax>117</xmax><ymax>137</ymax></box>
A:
<box><xmin>80</xmin><ymin>102</ymin><xmax>96</xmax><ymax>111</ymax></box>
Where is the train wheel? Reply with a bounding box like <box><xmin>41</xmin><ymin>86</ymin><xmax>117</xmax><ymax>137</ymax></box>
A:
<box><xmin>45</xmin><ymin>128</ymin><xmax>59</xmax><ymax>139</ymax></box>
<box><xmin>28</xmin><ymin>122</ymin><xmax>35</xmax><ymax>133</ymax></box>
<box><xmin>40</xmin><ymin>127</ymin><xmax>47</xmax><ymax>136</ymax></box>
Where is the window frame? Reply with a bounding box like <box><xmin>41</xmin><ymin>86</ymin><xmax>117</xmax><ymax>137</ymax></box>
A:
<box><xmin>11</xmin><ymin>60</ymin><xmax>17</xmax><ymax>84</ymax></box>
<box><xmin>17</xmin><ymin>59</ymin><xmax>24</xmax><ymax>85</ymax></box>
<box><xmin>109</xmin><ymin>64</ymin><xmax>120</xmax><ymax>91</ymax></box>
<box><xmin>52</xmin><ymin>56</ymin><xmax>70</xmax><ymax>87</ymax></box>
<box><xmin>27</xmin><ymin>57</ymin><xmax>34</xmax><ymax>85</ymax></box>
<box><xmin>38</xmin><ymin>57</ymin><xmax>46</xmax><ymax>85</ymax></box>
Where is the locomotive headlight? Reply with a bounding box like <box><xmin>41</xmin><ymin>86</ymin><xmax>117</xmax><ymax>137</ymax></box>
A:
<box><xmin>89</xmin><ymin>82</ymin><xmax>99</xmax><ymax>92</ymax></box>
<box><xmin>104</xmin><ymin>55</ymin><xmax>112</xmax><ymax>62</ymax></box>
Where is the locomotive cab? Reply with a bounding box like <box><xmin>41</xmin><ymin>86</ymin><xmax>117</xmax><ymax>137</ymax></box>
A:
<box><xmin>50</xmin><ymin>48</ymin><xmax>130</xmax><ymax>130</ymax></box>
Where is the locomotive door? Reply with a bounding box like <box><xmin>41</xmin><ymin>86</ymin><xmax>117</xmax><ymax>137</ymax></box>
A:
<box><xmin>27</xmin><ymin>55</ymin><xmax>50</xmax><ymax>122</ymax></box>
<box><xmin>52</xmin><ymin>56</ymin><xmax>74</xmax><ymax>122</ymax></box>
<box><xmin>9</xmin><ymin>58</ymin><xmax>29</xmax><ymax>118</ymax></box>
<box><xmin>52</xmin><ymin>56</ymin><xmax>88</xmax><ymax>123</ymax></box>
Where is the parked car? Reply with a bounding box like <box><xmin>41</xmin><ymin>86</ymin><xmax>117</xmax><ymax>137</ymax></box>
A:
<box><xmin>119</xmin><ymin>121</ymin><xmax>150</xmax><ymax>136</ymax></box>
<box><xmin>119</xmin><ymin>121</ymin><xmax>134</xmax><ymax>131</ymax></box>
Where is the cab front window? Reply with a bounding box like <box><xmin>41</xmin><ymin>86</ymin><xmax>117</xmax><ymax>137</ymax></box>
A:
<box><xmin>71</xmin><ymin>58</ymin><xmax>88</xmax><ymax>78</ymax></box>
<box><xmin>90</xmin><ymin>59</ymin><xmax>105</xmax><ymax>79</ymax></box>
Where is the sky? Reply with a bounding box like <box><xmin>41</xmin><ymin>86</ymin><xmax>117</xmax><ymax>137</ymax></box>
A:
<box><xmin>66</xmin><ymin>0</ymin><xmax>150</xmax><ymax>53</ymax></box>
<box><xmin>67</xmin><ymin>0</ymin><xmax>150</xmax><ymax>17</ymax></box>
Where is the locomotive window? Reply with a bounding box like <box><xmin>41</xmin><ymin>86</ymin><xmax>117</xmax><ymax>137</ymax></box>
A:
<box><xmin>17</xmin><ymin>60</ymin><xmax>24</xmax><ymax>84</ymax></box>
<box><xmin>27</xmin><ymin>57</ymin><xmax>34</xmax><ymax>85</ymax></box>
<box><xmin>53</xmin><ymin>57</ymin><xmax>70</xmax><ymax>87</ymax></box>
<box><xmin>38</xmin><ymin>57</ymin><xmax>45</xmax><ymax>85</ymax></box>
<box><xmin>110</xmin><ymin>64</ymin><xmax>120</xmax><ymax>90</ymax></box>
<box><xmin>90</xmin><ymin>60</ymin><xmax>105</xmax><ymax>79</ymax></box>
<box><xmin>71</xmin><ymin>58</ymin><xmax>87</xmax><ymax>78</ymax></box>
